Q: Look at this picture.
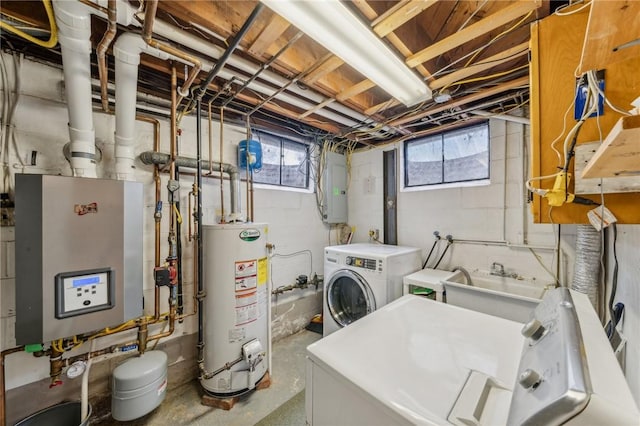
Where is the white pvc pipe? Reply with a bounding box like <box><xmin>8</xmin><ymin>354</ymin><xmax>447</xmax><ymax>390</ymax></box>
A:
<box><xmin>53</xmin><ymin>0</ymin><xmax>97</xmax><ymax>178</ymax></box>
<box><xmin>112</xmin><ymin>33</ymin><xmax>170</xmax><ymax>180</ymax></box>
<box><xmin>471</xmin><ymin>109</ymin><xmax>531</xmax><ymax>125</ymax></box>
<box><xmin>81</xmin><ymin>339</ymin><xmax>96</xmax><ymax>421</ymax></box>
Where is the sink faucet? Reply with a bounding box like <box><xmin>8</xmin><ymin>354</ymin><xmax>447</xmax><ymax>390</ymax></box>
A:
<box><xmin>490</xmin><ymin>262</ymin><xmax>519</xmax><ymax>279</ymax></box>
<box><xmin>491</xmin><ymin>262</ymin><xmax>505</xmax><ymax>276</ymax></box>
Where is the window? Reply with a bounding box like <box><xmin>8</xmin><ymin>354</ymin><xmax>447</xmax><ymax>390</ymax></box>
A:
<box><xmin>404</xmin><ymin>122</ymin><xmax>489</xmax><ymax>188</ymax></box>
<box><xmin>252</xmin><ymin>132</ymin><xmax>310</xmax><ymax>189</ymax></box>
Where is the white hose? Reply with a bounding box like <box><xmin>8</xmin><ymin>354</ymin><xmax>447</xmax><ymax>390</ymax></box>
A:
<box><xmin>571</xmin><ymin>225</ymin><xmax>601</xmax><ymax>309</ymax></box>
<box><xmin>81</xmin><ymin>339</ymin><xmax>96</xmax><ymax>421</ymax></box>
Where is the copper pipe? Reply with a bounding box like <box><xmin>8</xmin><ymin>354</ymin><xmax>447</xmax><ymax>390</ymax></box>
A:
<box><xmin>145</xmin><ymin>305</ymin><xmax>176</xmax><ymax>345</ymax></box>
<box><xmin>142</xmin><ymin>0</ymin><xmax>201</xmax><ymax>103</ymax></box>
<box><xmin>77</xmin><ymin>0</ymin><xmax>108</xmax><ymax>14</ymax></box>
<box><xmin>138</xmin><ymin>320</ymin><xmax>149</xmax><ymax>354</ymax></box>
<box><xmin>97</xmin><ymin>0</ymin><xmax>117</xmax><ymax>112</ymax></box>
<box><xmin>219</xmin><ymin>107</ymin><xmax>225</xmax><ymax>222</ymax></box>
<box><xmin>1</xmin><ymin>346</ymin><xmax>24</xmax><ymax>426</ymax></box>
<box><xmin>48</xmin><ymin>346</ymin><xmax>64</xmax><ymax>388</ymax></box>
<box><xmin>208</xmin><ymin>102</ymin><xmax>213</xmax><ymax>174</ymax></box>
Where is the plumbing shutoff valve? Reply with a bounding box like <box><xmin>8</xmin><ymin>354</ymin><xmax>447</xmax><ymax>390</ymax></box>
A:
<box><xmin>154</xmin><ymin>265</ymin><xmax>177</xmax><ymax>287</ymax></box>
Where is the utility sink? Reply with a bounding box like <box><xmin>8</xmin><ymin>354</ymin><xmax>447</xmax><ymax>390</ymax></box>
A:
<box><xmin>442</xmin><ymin>270</ymin><xmax>553</xmax><ymax>323</ymax></box>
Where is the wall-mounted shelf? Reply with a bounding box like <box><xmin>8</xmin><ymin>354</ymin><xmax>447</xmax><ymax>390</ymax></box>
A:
<box><xmin>581</xmin><ymin>115</ymin><xmax>640</xmax><ymax>178</ymax></box>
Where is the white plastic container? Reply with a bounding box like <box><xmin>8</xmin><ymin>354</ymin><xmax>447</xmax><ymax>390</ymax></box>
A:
<box><xmin>200</xmin><ymin>223</ymin><xmax>270</xmax><ymax>396</ymax></box>
<box><xmin>111</xmin><ymin>351</ymin><xmax>167</xmax><ymax>421</ymax></box>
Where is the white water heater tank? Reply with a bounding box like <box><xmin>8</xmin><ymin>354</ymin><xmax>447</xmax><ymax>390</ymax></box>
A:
<box><xmin>201</xmin><ymin>223</ymin><xmax>270</xmax><ymax>396</ymax></box>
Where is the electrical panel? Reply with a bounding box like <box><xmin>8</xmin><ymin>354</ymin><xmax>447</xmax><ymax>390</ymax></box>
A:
<box><xmin>15</xmin><ymin>175</ymin><xmax>143</xmax><ymax>344</ymax></box>
<box><xmin>322</xmin><ymin>151</ymin><xmax>348</xmax><ymax>224</ymax></box>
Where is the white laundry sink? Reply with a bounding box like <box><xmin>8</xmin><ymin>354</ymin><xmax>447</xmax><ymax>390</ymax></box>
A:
<box><xmin>442</xmin><ymin>270</ymin><xmax>553</xmax><ymax>322</ymax></box>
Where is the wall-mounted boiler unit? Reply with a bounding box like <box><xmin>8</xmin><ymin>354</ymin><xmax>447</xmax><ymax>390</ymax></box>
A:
<box><xmin>15</xmin><ymin>174</ymin><xmax>143</xmax><ymax>345</ymax></box>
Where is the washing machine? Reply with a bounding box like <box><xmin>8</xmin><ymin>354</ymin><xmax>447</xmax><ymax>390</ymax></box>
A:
<box><xmin>306</xmin><ymin>289</ymin><xmax>640</xmax><ymax>425</ymax></box>
<box><xmin>323</xmin><ymin>243</ymin><xmax>421</xmax><ymax>336</ymax></box>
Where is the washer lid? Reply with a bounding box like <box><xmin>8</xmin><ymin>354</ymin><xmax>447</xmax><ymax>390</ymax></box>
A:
<box><xmin>307</xmin><ymin>296</ymin><xmax>524</xmax><ymax>424</ymax></box>
<box><xmin>325</xmin><ymin>243</ymin><xmax>420</xmax><ymax>258</ymax></box>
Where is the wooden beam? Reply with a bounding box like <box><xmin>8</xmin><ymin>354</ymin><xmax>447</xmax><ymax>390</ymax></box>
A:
<box><xmin>390</xmin><ymin>76</ymin><xmax>529</xmax><ymax>127</ymax></box>
<box><xmin>430</xmin><ymin>42</ymin><xmax>529</xmax><ymax>90</ymax></box>
<box><xmin>373</xmin><ymin>0</ymin><xmax>438</xmax><ymax>38</ymax></box>
<box><xmin>352</xmin><ymin>0</ymin><xmax>432</xmax><ymax>79</ymax></box>
<box><xmin>365</xmin><ymin>99</ymin><xmax>401</xmax><ymax>116</ymax></box>
<box><xmin>336</xmin><ymin>79</ymin><xmax>376</xmax><ymax>101</ymax></box>
<box><xmin>299</xmin><ymin>98</ymin><xmax>335</xmax><ymax>119</ymax></box>
<box><xmin>248</xmin><ymin>13</ymin><xmax>291</xmax><ymax>57</ymax></box>
<box><xmin>407</xmin><ymin>0</ymin><xmax>542</xmax><ymax>68</ymax></box>
<box><xmin>302</xmin><ymin>55</ymin><xmax>344</xmax><ymax>85</ymax></box>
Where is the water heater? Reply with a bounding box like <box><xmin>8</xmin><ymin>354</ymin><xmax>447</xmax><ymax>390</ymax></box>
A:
<box><xmin>14</xmin><ymin>174</ymin><xmax>143</xmax><ymax>345</ymax></box>
<box><xmin>201</xmin><ymin>223</ymin><xmax>269</xmax><ymax>396</ymax></box>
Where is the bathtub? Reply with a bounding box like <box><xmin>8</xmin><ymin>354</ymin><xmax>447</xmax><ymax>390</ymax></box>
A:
<box><xmin>442</xmin><ymin>270</ymin><xmax>552</xmax><ymax>323</ymax></box>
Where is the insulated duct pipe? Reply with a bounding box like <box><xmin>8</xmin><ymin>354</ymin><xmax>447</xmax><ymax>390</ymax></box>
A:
<box><xmin>572</xmin><ymin>224</ymin><xmax>601</xmax><ymax>309</ymax></box>
<box><xmin>139</xmin><ymin>152</ymin><xmax>241</xmax><ymax>219</ymax></box>
<box><xmin>52</xmin><ymin>0</ymin><xmax>97</xmax><ymax>177</ymax></box>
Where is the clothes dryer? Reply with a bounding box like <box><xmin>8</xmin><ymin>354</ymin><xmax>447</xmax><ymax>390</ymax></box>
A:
<box><xmin>323</xmin><ymin>243</ymin><xmax>421</xmax><ymax>336</ymax></box>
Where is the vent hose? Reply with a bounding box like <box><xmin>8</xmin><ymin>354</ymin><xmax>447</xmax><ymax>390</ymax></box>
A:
<box><xmin>571</xmin><ymin>225</ymin><xmax>601</xmax><ymax>309</ymax></box>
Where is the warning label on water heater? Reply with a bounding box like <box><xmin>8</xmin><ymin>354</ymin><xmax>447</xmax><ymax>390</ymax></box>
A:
<box><xmin>234</xmin><ymin>259</ymin><xmax>259</xmax><ymax>326</ymax></box>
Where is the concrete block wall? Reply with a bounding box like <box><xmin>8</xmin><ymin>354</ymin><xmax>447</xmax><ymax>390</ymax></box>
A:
<box><xmin>0</xmin><ymin>53</ymin><xmax>326</xmax><ymax>418</ymax></box>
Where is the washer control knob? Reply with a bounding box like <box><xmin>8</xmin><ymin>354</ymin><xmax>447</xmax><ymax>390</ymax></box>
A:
<box><xmin>345</xmin><ymin>257</ymin><xmax>353</xmax><ymax>265</ymax></box>
<box><xmin>521</xmin><ymin>319</ymin><xmax>545</xmax><ymax>340</ymax></box>
<box><xmin>518</xmin><ymin>369</ymin><xmax>542</xmax><ymax>390</ymax></box>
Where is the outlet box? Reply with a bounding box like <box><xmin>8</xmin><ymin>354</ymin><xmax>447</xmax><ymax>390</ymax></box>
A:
<box><xmin>574</xmin><ymin>70</ymin><xmax>605</xmax><ymax>120</ymax></box>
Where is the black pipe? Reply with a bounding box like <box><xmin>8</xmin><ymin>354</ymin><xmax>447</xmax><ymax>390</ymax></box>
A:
<box><xmin>194</xmin><ymin>3</ymin><xmax>264</xmax><ymax>101</ymax></box>
<box><xmin>422</xmin><ymin>231</ymin><xmax>441</xmax><ymax>269</ymax></box>
<box><xmin>196</xmin><ymin>99</ymin><xmax>204</xmax><ymax>361</ymax></box>
<box><xmin>175</xmin><ymin>138</ymin><xmax>184</xmax><ymax>319</ymax></box>
<box><xmin>433</xmin><ymin>235</ymin><xmax>454</xmax><ymax>269</ymax></box>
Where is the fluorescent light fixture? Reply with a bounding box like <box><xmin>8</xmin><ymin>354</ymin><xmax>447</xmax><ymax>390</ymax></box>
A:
<box><xmin>261</xmin><ymin>0</ymin><xmax>432</xmax><ymax>106</ymax></box>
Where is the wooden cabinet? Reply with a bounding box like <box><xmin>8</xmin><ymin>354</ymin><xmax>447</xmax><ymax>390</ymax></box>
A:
<box><xmin>529</xmin><ymin>3</ymin><xmax>640</xmax><ymax>224</ymax></box>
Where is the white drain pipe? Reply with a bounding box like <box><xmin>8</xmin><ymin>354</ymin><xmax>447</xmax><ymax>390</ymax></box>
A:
<box><xmin>112</xmin><ymin>33</ymin><xmax>170</xmax><ymax>180</ymax></box>
<box><xmin>52</xmin><ymin>0</ymin><xmax>97</xmax><ymax>178</ymax></box>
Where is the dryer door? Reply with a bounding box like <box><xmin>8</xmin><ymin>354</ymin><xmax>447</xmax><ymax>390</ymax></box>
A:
<box><xmin>327</xmin><ymin>270</ymin><xmax>376</xmax><ymax>328</ymax></box>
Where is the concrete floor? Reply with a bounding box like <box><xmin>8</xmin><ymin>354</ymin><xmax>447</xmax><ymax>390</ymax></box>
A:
<box><xmin>98</xmin><ymin>330</ymin><xmax>321</xmax><ymax>426</ymax></box>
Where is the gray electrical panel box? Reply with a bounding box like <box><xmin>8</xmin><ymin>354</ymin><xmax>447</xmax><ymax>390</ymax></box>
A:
<box><xmin>322</xmin><ymin>151</ymin><xmax>348</xmax><ymax>224</ymax></box>
<box><xmin>15</xmin><ymin>175</ymin><xmax>143</xmax><ymax>344</ymax></box>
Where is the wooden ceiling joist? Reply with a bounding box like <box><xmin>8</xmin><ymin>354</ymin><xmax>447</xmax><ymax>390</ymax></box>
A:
<box><xmin>430</xmin><ymin>41</ymin><xmax>529</xmax><ymax>90</ymax></box>
<box><xmin>302</xmin><ymin>55</ymin><xmax>345</xmax><ymax>85</ymax></box>
<box><xmin>372</xmin><ymin>0</ymin><xmax>439</xmax><ymax>38</ymax></box>
<box><xmin>336</xmin><ymin>79</ymin><xmax>376</xmax><ymax>102</ymax></box>
<box><xmin>365</xmin><ymin>99</ymin><xmax>401</xmax><ymax>116</ymax></box>
<box><xmin>391</xmin><ymin>76</ymin><xmax>529</xmax><ymax>127</ymax></box>
<box><xmin>299</xmin><ymin>98</ymin><xmax>335</xmax><ymax>119</ymax></box>
<box><xmin>406</xmin><ymin>0</ymin><xmax>542</xmax><ymax>68</ymax></box>
<box><xmin>248</xmin><ymin>13</ymin><xmax>291</xmax><ymax>57</ymax></box>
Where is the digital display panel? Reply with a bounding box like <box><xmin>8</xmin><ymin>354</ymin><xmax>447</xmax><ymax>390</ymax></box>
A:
<box><xmin>72</xmin><ymin>276</ymin><xmax>101</xmax><ymax>287</ymax></box>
